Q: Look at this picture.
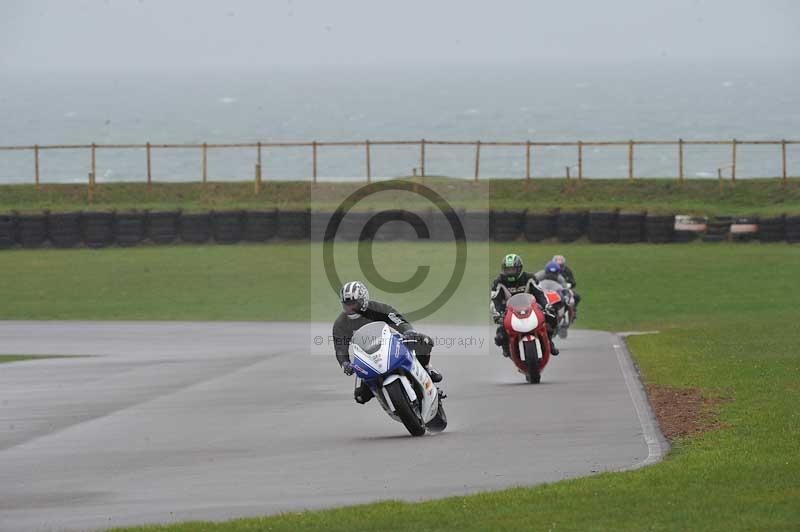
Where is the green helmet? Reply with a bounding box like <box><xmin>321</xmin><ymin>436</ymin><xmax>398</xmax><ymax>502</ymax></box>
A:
<box><xmin>501</xmin><ymin>253</ymin><xmax>523</xmax><ymax>282</ymax></box>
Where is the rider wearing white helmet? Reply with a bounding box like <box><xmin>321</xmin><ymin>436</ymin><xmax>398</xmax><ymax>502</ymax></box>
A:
<box><xmin>552</xmin><ymin>254</ymin><xmax>581</xmax><ymax>313</ymax></box>
<box><xmin>332</xmin><ymin>280</ymin><xmax>442</xmax><ymax>404</ymax></box>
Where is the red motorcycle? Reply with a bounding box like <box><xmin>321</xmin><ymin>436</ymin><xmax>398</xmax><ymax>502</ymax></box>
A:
<box><xmin>502</xmin><ymin>292</ymin><xmax>553</xmax><ymax>384</ymax></box>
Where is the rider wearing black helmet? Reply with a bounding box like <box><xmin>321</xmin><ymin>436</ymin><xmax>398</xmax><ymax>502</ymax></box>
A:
<box><xmin>332</xmin><ymin>280</ymin><xmax>442</xmax><ymax>404</ymax></box>
<box><xmin>490</xmin><ymin>254</ymin><xmax>559</xmax><ymax>357</ymax></box>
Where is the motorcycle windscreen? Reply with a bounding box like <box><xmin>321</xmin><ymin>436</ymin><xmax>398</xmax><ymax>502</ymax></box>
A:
<box><xmin>538</xmin><ymin>279</ymin><xmax>563</xmax><ymax>293</ymax></box>
<box><xmin>349</xmin><ymin>322</ymin><xmax>400</xmax><ymax>377</ymax></box>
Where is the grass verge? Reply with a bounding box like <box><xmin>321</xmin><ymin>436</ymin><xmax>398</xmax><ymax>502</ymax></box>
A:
<box><xmin>0</xmin><ymin>355</ymin><xmax>81</xmax><ymax>364</ymax></box>
<box><xmin>1</xmin><ymin>177</ymin><xmax>798</xmax><ymax>215</ymax></box>
<box><xmin>0</xmin><ymin>243</ymin><xmax>798</xmax><ymax>530</ymax></box>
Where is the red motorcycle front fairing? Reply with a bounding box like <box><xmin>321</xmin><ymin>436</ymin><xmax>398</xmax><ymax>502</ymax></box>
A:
<box><xmin>502</xmin><ymin>293</ymin><xmax>552</xmax><ymax>375</ymax></box>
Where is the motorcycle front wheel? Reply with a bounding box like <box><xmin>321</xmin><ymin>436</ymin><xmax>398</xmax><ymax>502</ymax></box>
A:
<box><xmin>385</xmin><ymin>380</ymin><xmax>426</xmax><ymax>436</ymax></box>
<box><xmin>523</xmin><ymin>340</ymin><xmax>542</xmax><ymax>384</ymax></box>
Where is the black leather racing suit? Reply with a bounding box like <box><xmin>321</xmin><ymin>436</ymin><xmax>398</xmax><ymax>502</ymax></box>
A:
<box><xmin>332</xmin><ymin>300</ymin><xmax>432</xmax><ymax>403</ymax></box>
<box><xmin>490</xmin><ymin>272</ymin><xmax>557</xmax><ymax>355</ymax></box>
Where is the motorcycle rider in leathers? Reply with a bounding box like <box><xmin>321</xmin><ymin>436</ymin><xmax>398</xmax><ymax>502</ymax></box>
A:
<box><xmin>491</xmin><ymin>254</ymin><xmax>559</xmax><ymax>358</ymax></box>
<box><xmin>332</xmin><ymin>280</ymin><xmax>442</xmax><ymax>405</ymax></box>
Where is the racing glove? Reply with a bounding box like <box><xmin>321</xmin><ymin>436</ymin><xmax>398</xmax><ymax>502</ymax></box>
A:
<box><xmin>341</xmin><ymin>361</ymin><xmax>354</xmax><ymax>376</ymax></box>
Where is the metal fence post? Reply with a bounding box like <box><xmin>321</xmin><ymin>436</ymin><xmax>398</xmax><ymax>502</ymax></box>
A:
<box><xmin>525</xmin><ymin>140</ymin><xmax>531</xmax><ymax>181</ymax></box>
<box><xmin>578</xmin><ymin>141</ymin><xmax>583</xmax><ymax>180</ymax></box>
<box><xmin>146</xmin><ymin>142</ymin><xmax>152</xmax><ymax>188</ymax></box>
<box><xmin>474</xmin><ymin>140</ymin><xmax>481</xmax><ymax>182</ymax></box>
<box><xmin>628</xmin><ymin>140</ymin><xmax>634</xmax><ymax>180</ymax></box>
<box><xmin>365</xmin><ymin>140</ymin><xmax>371</xmax><ymax>183</ymax></box>
<box><xmin>678</xmin><ymin>138</ymin><xmax>684</xmax><ymax>184</ymax></box>
<box><xmin>34</xmin><ymin>144</ymin><xmax>40</xmax><ymax>189</ymax></box>
<box><xmin>255</xmin><ymin>141</ymin><xmax>262</xmax><ymax>194</ymax></box>
<box><xmin>312</xmin><ymin>141</ymin><xmax>318</xmax><ymax>184</ymax></box>
<box><xmin>782</xmin><ymin>139</ymin><xmax>787</xmax><ymax>187</ymax></box>
<box><xmin>420</xmin><ymin>139</ymin><xmax>426</xmax><ymax>178</ymax></box>
<box><xmin>731</xmin><ymin>139</ymin><xmax>737</xmax><ymax>182</ymax></box>
<box><xmin>91</xmin><ymin>142</ymin><xmax>96</xmax><ymax>186</ymax></box>
<box><xmin>202</xmin><ymin>142</ymin><xmax>208</xmax><ymax>184</ymax></box>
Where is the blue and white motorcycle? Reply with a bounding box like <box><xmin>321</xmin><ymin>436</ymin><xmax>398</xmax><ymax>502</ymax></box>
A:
<box><xmin>349</xmin><ymin>322</ymin><xmax>447</xmax><ymax>436</ymax></box>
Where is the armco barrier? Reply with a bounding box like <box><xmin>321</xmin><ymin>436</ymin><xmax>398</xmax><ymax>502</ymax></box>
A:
<box><xmin>48</xmin><ymin>212</ymin><xmax>82</xmax><ymax>248</ymax></box>
<box><xmin>115</xmin><ymin>212</ymin><xmax>146</xmax><ymax>247</ymax></box>
<box><xmin>179</xmin><ymin>213</ymin><xmax>211</xmax><ymax>244</ymax></box>
<box><xmin>3</xmin><ymin>209</ymin><xmax>800</xmax><ymax>249</ymax></box>
<box><xmin>0</xmin><ymin>214</ymin><xmax>15</xmax><ymax>249</ymax></box>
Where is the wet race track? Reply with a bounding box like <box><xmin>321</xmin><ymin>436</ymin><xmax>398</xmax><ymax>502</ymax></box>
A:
<box><xmin>0</xmin><ymin>322</ymin><xmax>663</xmax><ymax>531</ymax></box>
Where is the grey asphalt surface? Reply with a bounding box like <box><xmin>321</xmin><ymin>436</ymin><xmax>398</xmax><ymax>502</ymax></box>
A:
<box><xmin>0</xmin><ymin>321</ymin><xmax>655</xmax><ymax>532</ymax></box>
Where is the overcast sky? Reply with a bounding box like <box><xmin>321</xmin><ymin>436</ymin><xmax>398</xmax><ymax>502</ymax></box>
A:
<box><xmin>1</xmin><ymin>0</ymin><xmax>798</xmax><ymax>70</ymax></box>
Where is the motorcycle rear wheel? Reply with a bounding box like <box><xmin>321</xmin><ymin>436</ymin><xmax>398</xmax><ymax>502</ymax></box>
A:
<box><xmin>385</xmin><ymin>380</ymin><xmax>426</xmax><ymax>436</ymax></box>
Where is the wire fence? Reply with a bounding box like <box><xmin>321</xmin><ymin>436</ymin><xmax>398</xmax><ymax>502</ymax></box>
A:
<box><xmin>1</xmin><ymin>138</ymin><xmax>798</xmax><ymax>194</ymax></box>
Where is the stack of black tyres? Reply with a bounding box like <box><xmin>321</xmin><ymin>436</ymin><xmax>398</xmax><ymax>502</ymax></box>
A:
<box><xmin>48</xmin><ymin>212</ymin><xmax>82</xmax><ymax>248</ymax></box>
<box><xmin>212</xmin><ymin>211</ymin><xmax>243</xmax><ymax>244</ymax></box>
<box><xmin>147</xmin><ymin>211</ymin><xmax>180</xmax><ymax>244</ymax></box>
<box><xmin>588</xmin><ymin>211</ymin><xmax>618</xmax><ymax>243</ymax></box>
<box><xmin>115</xmin><ymin>212</ymin><xmax>146</xmax><ymax>247</ymax></box>
<box><xmin>617</xmin><ymin>212</ymin><xmax>645</xmax><ymax>243</ymax></box>
<box><xmin>758</xmin><ymin>216</ymin><xmax>785</xmax><ymax>243</ymax></box>
<box><xmin>82</xmin><ymin>212</ymin><xmax>115</xmax><ymax>248</ymax></box>
<box><xmin>463</xmin><ymin>211</ymin><xmax>490</xmax><ymax>242</ymax></box>
<box><xmin>180</xmin><ymin>212</ymin><xmax>211</xmax><ymax>244</ymax></box>
<box><xmin>16</xmin><ymin>213</ymin><xmax>48</xmax><ymax>248</ymax></box>
<box><xmin>490</xmin><ymin>210</ymin><xmax>523</xmax><ymax>242</ymax></box>
<box><xmin>244</xmin><ymin>210</ymin><xmax>278</xmax><ymax>242</ymax></box>
<box><xmin>703</xmin><ymin>216</ymin><xmax>731</xmax><ymax>243</ymax></box>
<box><xmin>277</xmin><ymin>210</ymin><xmax>310</xmax><ymax>240</ymax></box>
<box><xmin>309</xmin><ymin>211</ymin><xmax>335</xmax><ymax>242</ymax></box>
<box><xmin>785</xmin><ymin>215</ymin><xmax>800</xmax><ymax>244</ymax></box>
<box><xmin>523</xmin><ymin>211</ymin><xmax>556</xmax><ymax>242</ymax></box>
<box><xmin>0</xmin><ymin>214</ymin><xmax>16</xmax><ymax>249</ymax></box>
<box><xmin>336</xmin><ymin>211</ymin><xmax>372</xmax><ymax>241</ymax></box>
<box><xmin>645</xmin><ymin>214</ymin><xmax>674</xmax><ymax>243</ymax></box>
<box><xmin>730</xmin><ymin>215</ymin><xmax>758</xmax><ymax>243</ymax></box>
<box><xmin>429</xmin><ymin>208</ymin><xmax>465</xmax><ymax>242</ymax></box>
<box><xmin>556</xmin><ymin>211</ymin><xmax>587</xmax><ymax>242</ymax></box>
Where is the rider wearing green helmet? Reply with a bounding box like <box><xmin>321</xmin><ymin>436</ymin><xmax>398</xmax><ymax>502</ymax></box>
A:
<box><xmin>491</xmin><ymin>254</ymin><xmax>559</xmax><ymax>357</ymax></box>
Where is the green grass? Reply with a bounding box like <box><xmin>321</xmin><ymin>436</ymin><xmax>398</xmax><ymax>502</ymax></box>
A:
<box><xmin>2</xmin><ymin>177</ymin><xmax>799</xmax><ymax>215</ymax></box>
<box><xmin>1</xmin><ymin>243</ymin><xmax>797</xmax><ymax>530</ymax></box>
<box><xmin>0</xmin><ymin>354</ymin><xmax>81</xmax><ymax>363</ymax></box>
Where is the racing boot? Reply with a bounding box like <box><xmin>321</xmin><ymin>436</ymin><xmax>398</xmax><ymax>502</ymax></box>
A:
<box><xmin>549</xmin><ymin>338</ymin><xmax>560</xmax><ymax>356</ymax></box>
<box><xmin>501</xmin><ymin>342</ymin><xmax>511</xmax><ymax>358</ymax></box>
<box><xmin>425</xmin><ymin>366</ymin><xmax>443</xmax><ymax>383</ymax></box>
<box><xmin>354</xmin><ymin>381</ymin><xmax>374</xmax><ymax>404</ymax></box>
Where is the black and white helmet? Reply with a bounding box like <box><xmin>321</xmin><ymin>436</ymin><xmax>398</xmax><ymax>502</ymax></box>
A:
<box><xmin>340</xmin><ymin>281</ymin><xmax>369</xmax><ymax>316</ymax></box>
